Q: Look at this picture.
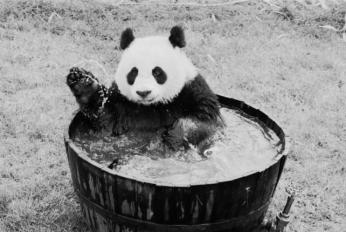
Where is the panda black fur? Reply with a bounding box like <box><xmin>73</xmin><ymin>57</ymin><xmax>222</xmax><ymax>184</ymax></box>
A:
<box><xmin>67</xmin><ymin>26</ymin><xmax>222</xmax><ymax>151</ymax></box>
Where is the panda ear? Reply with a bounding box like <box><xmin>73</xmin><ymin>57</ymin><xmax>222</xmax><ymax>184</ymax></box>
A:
<box><xmin>169</xmin><ymin>26</ymin><xmax>186</xmax><ymax>48</ymax></box>
<box><xmin>120</xmin><ymin>28</ymin><xmax>135</xmax><ymax>50</ymax></box>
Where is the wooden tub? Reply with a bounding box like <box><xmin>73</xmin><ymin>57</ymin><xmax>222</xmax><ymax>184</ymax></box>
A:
<box><xmin>64</xmin><ymin>96</ymin><xmax>287</xmax><ymax>232</ymax></box>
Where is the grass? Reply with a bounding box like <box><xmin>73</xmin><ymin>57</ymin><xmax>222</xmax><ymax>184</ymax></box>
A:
<box><xmin>0</xmin><ymin>0</ymin><xmax>346</xmax><ymax>231</ymax></box>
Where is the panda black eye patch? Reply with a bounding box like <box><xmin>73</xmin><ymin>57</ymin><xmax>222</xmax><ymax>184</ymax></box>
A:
<box><xmin>152</xmin><ymin>67</ymin><xmax>167</xmax><ymax>84</ymax></box>
<box><xmin>127</xmin><ymin>67</ymin><xmax>138</xmax><ymax>85</ymax></box>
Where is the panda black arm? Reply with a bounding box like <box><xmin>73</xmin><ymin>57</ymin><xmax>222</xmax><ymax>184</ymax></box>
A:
<box><xmin>163</xmin><ymin>75</ymin><xmax>221</xmax><ymax>151</ymax></box>
<box><xmin>179</xmin><ymin>74</ymin><xmax>221</xmax><ymax>122</ymax></box>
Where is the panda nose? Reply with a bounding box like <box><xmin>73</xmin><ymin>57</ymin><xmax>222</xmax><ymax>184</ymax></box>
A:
<box><xmin>136</xmin><ymin>90</ymin><xmax>151</xmax><ymax>98</ymax></box>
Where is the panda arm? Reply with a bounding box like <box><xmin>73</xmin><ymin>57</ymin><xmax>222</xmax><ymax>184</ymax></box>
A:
<box><xmin>163</xmin><ymin>75</ymin><xmax>221</xmax><ymax>150</ymax></box>
<box><xmin>180</xmin><ymin>75</ymin><xmax>221</xmax><ymax>122</ymax></box>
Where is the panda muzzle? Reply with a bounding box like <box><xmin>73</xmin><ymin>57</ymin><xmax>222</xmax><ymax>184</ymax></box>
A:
<box><xmin>136</xmin><ymin>90</ymin><xmax>151</xmax><ymax>98</ymax></box>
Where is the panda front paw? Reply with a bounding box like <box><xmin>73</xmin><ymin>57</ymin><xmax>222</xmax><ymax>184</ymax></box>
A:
<box><xmin>66</xmin><ymin>67</ymin><xmax>101</xmax><ymax>105</ymax></box>
<box><xmin>162</xmin><ymin>118</ymin><xmax>216</xmax><ymax>152</ymax></box>
<box><xmin>162</xmin><ymin>120</ymin><xmax>189</xmax><ymax>151</ymax></box>
<box><xmin>67</xmin><ymin>67</ymin><xmax>108</xmax><ymax>119</ymax></box>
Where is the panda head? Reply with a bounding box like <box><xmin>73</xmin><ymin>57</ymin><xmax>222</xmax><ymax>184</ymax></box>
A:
<box><xmin>115</xmin><ymin>26</ymin><xmax>198</xmax><ymax>105</ymax></box>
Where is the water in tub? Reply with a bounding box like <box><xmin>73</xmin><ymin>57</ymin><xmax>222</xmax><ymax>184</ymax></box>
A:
<box><xmin>73</xmin><ymin>108</ymin><xmax>281</xmax><ymax>185</ymax></box>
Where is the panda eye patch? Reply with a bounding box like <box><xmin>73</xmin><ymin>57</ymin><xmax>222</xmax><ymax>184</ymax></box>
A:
<box><xmin>127</xmin><ymin>67</ymin><xmax>138</xmax><ymax>85</ymax></box>
<box><xmin>152</xmin><ymin>66</ymin><xmax>167</xmax><ymax>85</ymax></box>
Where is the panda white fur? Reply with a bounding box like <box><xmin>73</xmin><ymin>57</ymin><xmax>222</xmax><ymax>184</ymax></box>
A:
<box><xmin>67</xmin><ymin>26</ymin><xmax>222</xmax><ymax>150</ymax></box>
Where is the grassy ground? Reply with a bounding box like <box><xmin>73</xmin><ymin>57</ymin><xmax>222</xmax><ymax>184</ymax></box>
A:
<box><xmin>0</xmin><ymin>0</ymin><xmax>346</xmax><ymax>231</ymax></box>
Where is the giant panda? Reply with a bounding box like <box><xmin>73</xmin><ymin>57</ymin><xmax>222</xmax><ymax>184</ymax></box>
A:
<box><xmin>67</xmin><ymin>26</ymin><xmax>222</xmax><ymax>151</ymax></box>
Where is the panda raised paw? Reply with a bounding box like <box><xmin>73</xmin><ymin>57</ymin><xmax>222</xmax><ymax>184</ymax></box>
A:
<box><xmin>66</xmin><ymin>67</ymin><xmax>108</xmax><ymax>120</ymax></box>
<box><xmin>66</xmin><ymin>67</ymin><xmax>101</xmax><ymax>105</ymax></box>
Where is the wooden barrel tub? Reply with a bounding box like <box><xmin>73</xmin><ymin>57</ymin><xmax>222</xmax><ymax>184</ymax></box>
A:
<box><xmin>64</xmin><ymin>96</ymin><xmax>287</xmax><ymax>232</ymax></box>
